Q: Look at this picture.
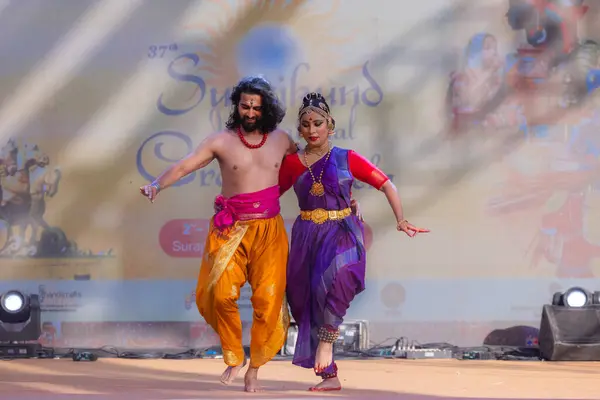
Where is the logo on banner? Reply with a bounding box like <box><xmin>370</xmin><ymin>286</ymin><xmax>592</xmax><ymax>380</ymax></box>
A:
<box><xmin>164</xmin><ymin>218</ymin><xmax>301</xmax><ymax>258</ymax></box>
<box><xmin>38</xmin><ymin>284</ymin><xmax>83</xmax><ymax>312</ymax></box>
<box><xmin>137</xmin><ymin>1</ymin><xmax>394</xmax><ymax>192</ymax></box>
<box><xmin>380</xmin><ymin>282</ymin><xmax>406</xmax><ymax>315</ymax></box>
<box><xmin>160</xmin><ymin>219</ymin><xmax>210</xmax><ymax>258</ymax></box>
<box><xmin>153</xmin><ymin>0</ymin><xmax>381</xmax><ymax>118</ymax></box>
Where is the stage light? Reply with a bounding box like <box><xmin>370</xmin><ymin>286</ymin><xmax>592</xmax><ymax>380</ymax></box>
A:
<box><xmin>540</xmin><ymin>287</ymin><xmax>600</xmax><ymax>361</ymax></box>
<box><xmin>2</xmin><ymin>291</ymin><xmax>25</xmax><ymax>313</ymax></box>
<box><xmin>0</xmin><ymin>290</ymin><xmax>41</xmax><ymax>358</ymax></box>
<box><xmin>565</xmin><ymin>289</ymin><xmax>587</xmax><ymax>307</ymax></box>
<box><xmin>551</xmin><ymin>287</ymin><xmax>600</xmax><ymax>308</ymax></box>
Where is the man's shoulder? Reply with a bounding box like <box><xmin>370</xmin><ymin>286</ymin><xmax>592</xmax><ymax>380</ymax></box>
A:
<box><xmin>268</xmin><ymin>129</ymin><xmax>297</xmax><ymax>149</ymax></box>
<box><xmin>209</xmin><ymin>130</ymin><xmax>235</xmax><ymax>143</ymax></box>
<box><xmin>215</xmin><ymin>129</ymin><xmax>235</xmax><ymax>137</ymax></box>
<box><xmin>200</xmin><ymin>131</ymin><xmax>234</xmax><ymax>155</ymax></box>
<box><xmin>201</xmin><ymin>130</ymin><xmax>229</xmax><ymax>139</ymax></box>
<box><xmin>268</xmin><ymin>128</ymin><xmax>291</xmax><ymax>139</ymax></box>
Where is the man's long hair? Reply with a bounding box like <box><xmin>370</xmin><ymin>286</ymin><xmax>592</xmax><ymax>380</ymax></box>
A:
<box><xmin>225</xmin><ymin>76</ymin><xmax>286</xmax><ymax>134</ymax></box>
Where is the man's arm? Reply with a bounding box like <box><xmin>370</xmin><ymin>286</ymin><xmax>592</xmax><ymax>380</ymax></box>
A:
<box><xmin>153</xmin><ymin>133</ymin><xmax>219</xmax><ymax>190</ymax></box>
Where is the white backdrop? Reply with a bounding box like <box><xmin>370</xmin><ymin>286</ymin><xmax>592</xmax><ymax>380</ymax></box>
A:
<box><xmin>1</xmin><ymin>0</ymin><xmax>600</xmax><ymax>348</ymax></box>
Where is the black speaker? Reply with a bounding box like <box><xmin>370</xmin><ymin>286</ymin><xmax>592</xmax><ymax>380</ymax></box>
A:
<box><xmin>539</xmin><ymin>304</ymin><xmax>600</xmax><ymax>361</ymax></box>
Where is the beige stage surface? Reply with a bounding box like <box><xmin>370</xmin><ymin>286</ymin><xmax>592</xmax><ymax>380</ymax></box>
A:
<box><xmin>0</xmin><ymin>358</ymin><xmax>598</xmax><ymax>399</ymax></box>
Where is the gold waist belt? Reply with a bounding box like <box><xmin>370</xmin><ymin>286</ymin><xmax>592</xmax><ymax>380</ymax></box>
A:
<box><xmin>300</xmin><ymin>207</ymin><xmax>352</xmax><ymax>224</ymax></box>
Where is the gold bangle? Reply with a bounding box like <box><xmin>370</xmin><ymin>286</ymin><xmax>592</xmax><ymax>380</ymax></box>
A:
<box><xmin>398</xmin><ymin>219</ymin><xmax>408</xmax><ymax>227</ymax></box>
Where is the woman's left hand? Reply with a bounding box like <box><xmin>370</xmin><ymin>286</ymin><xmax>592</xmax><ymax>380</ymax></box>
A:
<box><xmin>397</xmin><ymin>219</ymin><xmax>429</xmax><ymax>237</ymax></box>
<box><xmin>350</xmin><ymin>199</ymin><xmax>364</xmax><ymax>222</ymax></box>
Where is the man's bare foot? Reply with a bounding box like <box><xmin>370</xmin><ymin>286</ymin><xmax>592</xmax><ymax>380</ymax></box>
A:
<box><xmin>314</xmin><ymin>341</ymin><xmax>334</xmax><ymax>372</ymax></box>
<box><xmin>220</xmin><ymin>358</ymin><xmax>247</xmax><ymax>385</ymax></box>
<box><xmin>244</xmin><ymin>367</ymin><xmax>262</xmax><ymax>392</ymax></box>
<box><xmin>309</xmin><ymin>377</ymin><xmax>342</xmax><ymax>392</ymax></box>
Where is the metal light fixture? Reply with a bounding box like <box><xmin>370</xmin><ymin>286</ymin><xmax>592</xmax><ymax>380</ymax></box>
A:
<box><xmin>335</xmin><ymin>320</ymin><xmax>369</xmax><ymax>354</ymax></box>
<box><xmin>281</xmin><ymin>321</ymin><xmax>298</xmax><ymax>356</ymax></box>
<box><xmin>0</xmin><ymin>290</ymin><xmax>42</xmax><ymax>358</ymax></box>
<box><xmin>540</xmin><ymin>286</ymin><xmax>600</xmax><ymax>361</ymax></box>
<box><xmin>552</xmin><ymin>287</ymin><xmax>600</xmax><ymax>308</ymax></box>
<box><xmin>280</xmin><ymin>319</ymin><xmax>369</xmax><ymax>356</ymax></box>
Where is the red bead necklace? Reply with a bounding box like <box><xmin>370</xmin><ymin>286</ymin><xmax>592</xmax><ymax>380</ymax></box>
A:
<box><xmin>237</xmin><ymin>126</ymin><xmax>267</xmax><ymax>149</ymax></box>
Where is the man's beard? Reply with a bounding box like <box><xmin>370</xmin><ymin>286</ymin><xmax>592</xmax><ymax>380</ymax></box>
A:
<box><xmin>240</xmin><ymin>116</ymin><xmax>262</xmax><ymax>132</ymax></box>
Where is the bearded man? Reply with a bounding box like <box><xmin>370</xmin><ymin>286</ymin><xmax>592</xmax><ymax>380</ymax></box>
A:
<box><xmin>141</xmin><ymin>76</ymin><xmax>295</xmax><ymax>392</ymax></box>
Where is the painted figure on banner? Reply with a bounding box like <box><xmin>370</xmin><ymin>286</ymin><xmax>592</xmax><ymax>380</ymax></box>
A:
<box><xmin>140</xmin><ymin>76</ymin><xmax>299</xmax><ymax>392</ymax></box>
<box><xmin>504</xmin><ymin>0</ymin><xmax>598</xmax><ymax>107</ymax></box>
<box><xmin>527</xmin><ymin>101</ymin><xmax>600</xmax><ymax>278</ymax></box>
<box><xmin>447</xmin><ymin>1</ymin><xmax>600</xmax><ymax>136</ymax></box>
<box><xmin>445</xmin><ymin>31</ymin><xmax>523</xmax><ymax>168</ymax></box>
<box><xmin>447</xmin><ymin>33</ymin><xmax>508</xmax><ymax>134</ymax></box>
<box><xmin>279</xmin><ymin>93</ymin><xmax>429</xmax><ymax>392</ymax></box>
<box><xmin>501</xmin><ymin>0</ymin><xmax>600</xmax><ymax>129</ymax></box>
<box><xmin>0</xmin><ymin>138</ymin><xmax>111</xmax><ymax>260</ymax></box>
<box><xmin>488</xmin><ymin>90</ymin><xmax>600</xmax><ymax>277</ymax></box>
<box><xmin>0</xmin><ymin>140</ymin><xmax>60</xmax><ymax>256</ymax></box>
<box><xmin>450</xmin><ymin>1</ymin><xmax>600</xmax><ymax>277</ymax></box>
<box><xmin>0</xmin><ymin>139</ymin><xmax>42</xmax><ymax>256</ymax></box>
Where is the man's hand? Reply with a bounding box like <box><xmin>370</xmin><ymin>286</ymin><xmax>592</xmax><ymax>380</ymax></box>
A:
<box><xmin>138</xmin><ymin>134</ymin><xmax>217</xmax><ymax>204</ymax></box>
<box><xmin>140</xmin><ymin>182</ymin><xmax>160</xmax><ymax>203</ymax></box>
<box><xmin>350</xmin><ymin>199</ymin><xmax>363</xmax><ymax>222</ymax></box>
<box><xmin>286</xmin><ymin>133</ymin><xmax>300</xmax><ymax>155</ymax></box>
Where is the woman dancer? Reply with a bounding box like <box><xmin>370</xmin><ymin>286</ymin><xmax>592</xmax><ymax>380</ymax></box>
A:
<box><xmin>279</xmin><ymin>92</ymin><xmax>428</xmax><ymax>391</ymax></box>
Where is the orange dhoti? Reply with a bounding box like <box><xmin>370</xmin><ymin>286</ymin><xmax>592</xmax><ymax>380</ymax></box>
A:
<box><xmin>195</xmin><ymin>186</ymin><xmax>289</xmax><ymax>368</ymax></box>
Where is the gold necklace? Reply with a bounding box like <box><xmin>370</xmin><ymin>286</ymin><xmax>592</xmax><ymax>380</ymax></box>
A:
<box><xmin>306</xmin><ymin>148</ymin><xmax>328</xmax><ymax>157</ymax></box>
<box><xmin>303</xmin><ymin>145</ymin><xmax>332</xmax><ymax>196</ymax></box>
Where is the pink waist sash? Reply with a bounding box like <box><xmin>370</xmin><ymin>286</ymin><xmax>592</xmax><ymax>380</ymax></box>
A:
<box><xmin>213</xmin><ymin>185</ymin><xmax>281</xmax><ymax>230</ymax></box>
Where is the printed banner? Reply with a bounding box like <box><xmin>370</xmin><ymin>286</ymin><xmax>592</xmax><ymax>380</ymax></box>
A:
<box><xmin>1</xmin><ymin>0</ymin><xmax>600</xmax><ymax>346</ymax></box>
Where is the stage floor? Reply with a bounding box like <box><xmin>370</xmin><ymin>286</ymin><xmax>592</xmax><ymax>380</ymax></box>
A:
<box><xmin>0</xmin><ymin>357</ymin><xmax>598</xmax><ymax>399</ymax></box>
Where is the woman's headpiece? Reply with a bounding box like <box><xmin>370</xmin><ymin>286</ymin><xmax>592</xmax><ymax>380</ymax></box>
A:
<box><xmin>298</xmin><ymin>92</ymin><xmax>335</xmax><ymax>129</ymax></box>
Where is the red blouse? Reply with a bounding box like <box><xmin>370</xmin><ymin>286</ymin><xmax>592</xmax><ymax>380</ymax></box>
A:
<box><xmin>279</xmin><ymin>150</ymin><xmax>389</xmax><ymax>195</ymax></box>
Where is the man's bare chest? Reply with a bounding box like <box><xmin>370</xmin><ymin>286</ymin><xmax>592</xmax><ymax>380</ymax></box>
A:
<box><xmin>218</xmin><ymin>141</ymin><xmax>283</xmax><ymax>173</ymax></box>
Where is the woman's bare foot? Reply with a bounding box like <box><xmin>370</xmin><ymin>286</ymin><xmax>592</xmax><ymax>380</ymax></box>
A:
<box><xmin>314</xmin><ymin>341</ymin><xmax>334</xmax><ymax>372</ymax></box>
<box><xmin>244</xmin><ymin>367</ymin><xmax>262</xmax><ymax>392</ymax></box>
<box><xmin>309</xmin><ymin>377</ymin><xmax>342</xmax><ymax>392</ymax></box>
<box><xmin>220</xmin><ymin>358</ymin><xmax>247</xmax><ymax>385</ymax></box>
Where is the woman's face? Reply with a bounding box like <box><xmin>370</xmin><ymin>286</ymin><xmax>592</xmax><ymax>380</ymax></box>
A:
<box><xmin>299</xmin><ymin>112</ymin><xmax>330</xmax><ymax>148</ymax></box>
<box><xmin>482</xmin><ymin>36</ymin><xmax>498</xmax><ymax>68</ymax></box>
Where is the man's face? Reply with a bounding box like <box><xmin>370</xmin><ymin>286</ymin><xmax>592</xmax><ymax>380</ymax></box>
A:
<box><xmin>237</xmin><ymin>93</ymin><xmax>263</xmax><ymax>132</ymax></box>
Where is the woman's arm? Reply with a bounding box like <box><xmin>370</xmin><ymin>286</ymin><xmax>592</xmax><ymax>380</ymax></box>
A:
<box><xmin>348</xmin><ymin>150</ymin><xmax>390</xmax><ymax>190</ymax></box>
<box><xmin>380</xmin><ymin>179</ymin><xmax>428</xmax><ymax>236</ymax></box>
<box><xmin>348</xmin><ymin>150</ymin><xmax>428</xmax><ymax>236</ymax></box>
<box><xmin>278</xmin><ymin>154</ymin><xmax>305</xmax><ymax>196</ymax></box>
<box><xmin>380</xmin><ymin>180</ymin><xmax>404</xmax><ymax>222</ymax></box>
